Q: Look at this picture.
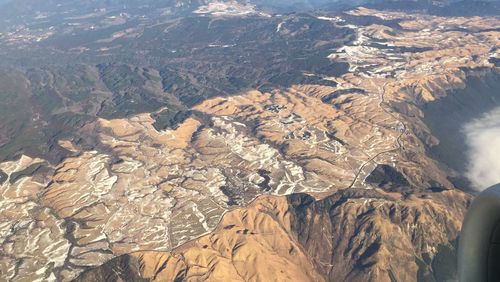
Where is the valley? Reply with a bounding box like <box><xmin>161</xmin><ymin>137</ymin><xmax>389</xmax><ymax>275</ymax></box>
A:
<box><xmin>0</xmin><ymin>1</ymin><xmax>498</xmax><ymax>281</ymax></box>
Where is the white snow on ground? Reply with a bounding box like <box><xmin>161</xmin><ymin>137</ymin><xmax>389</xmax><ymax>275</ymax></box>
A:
<box><xmin>317</xmin><ymin>16</ymin><xmax>344</xmax><ymax>23</ymax></box>
<box><xmin>208</xmin><ymin>44</ymin><xmax>236</xmax><ymax>48</ymax></box>
<box><xmin>276</xmin><ymin>22</ymin><xmax>285</xmax><ymax>32</ymax></box>
<box><xmin>194</xmin><ymin>1</ymin><xmax>256</xmax><ymax>16</ymax></box>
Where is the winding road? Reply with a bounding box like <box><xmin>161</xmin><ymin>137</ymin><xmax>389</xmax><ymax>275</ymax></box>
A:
<box><xmin>346</xmin><ymin>82</ymin><xmax>407</xmax><ymax>189</ymax></box>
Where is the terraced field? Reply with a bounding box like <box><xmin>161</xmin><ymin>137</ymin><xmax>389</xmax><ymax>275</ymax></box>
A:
<box><xmin>0</xmin><ymin>1</ymin><xmax>498</xmax><ymax>281</ymax></box>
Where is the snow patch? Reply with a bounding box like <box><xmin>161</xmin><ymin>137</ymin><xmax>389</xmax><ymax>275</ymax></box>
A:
<box><xmin>194</xmin><ymin>1</ymin><xmax>256</xmax><ymax>17</ymax></box>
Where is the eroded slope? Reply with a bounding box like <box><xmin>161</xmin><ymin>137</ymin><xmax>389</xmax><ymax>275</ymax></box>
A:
<box><xmin>0</xmin><ymin>7</ymin><xmax>498</xmax><ymax>281</ymax></box>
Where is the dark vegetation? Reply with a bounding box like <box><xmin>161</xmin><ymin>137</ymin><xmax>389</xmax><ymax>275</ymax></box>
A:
<box><xmin>219</xmin><ymin>186</ymin><xmax>241</xmax><ymax>206</ymax></box>
<box><xmin>257</xmin><ymin>169</ymin><xmax>272</xmax><ymax>192</ymax></box>
<box><xmin>0</xmin><ymin>5</ymin><xmax>359</xmax><ymax>164</ymax></box>
<box><xmin>421</xmin><ymin>70</ymin><xmax>500</xmax><ymax>191</ymax></box>
<box><xmin>0</xmin><ymin>169</ymin><xmax>7</xmax><ymax>185</ymax></box>
<box><xmin>416</xmin><ymin>239</ymin><xmax>458</xmax><ymax>282</ymax></box>
<box><xmin>151</xmin><ymin>108</ymin><xmax>192</xmax><ymax>131</ymax></box>
<box><xmin>321</xmin><ymin>88</ymin><xmax>367</xmax><ymax>103</ymax></box>
<box><xmin>9</xmin><ymin>162</ymin><xmax>45</xmax><ymax>184</ymax></box>
<box><xmin>365</xmin><ymin>164</ymin><xmax>411</xmax><ymax>192</ymax></box>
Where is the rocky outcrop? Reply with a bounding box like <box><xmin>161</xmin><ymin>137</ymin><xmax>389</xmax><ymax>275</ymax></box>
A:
<box><xmin>76</xmin><ymin>187</ymin><xmax>470</xmax><ymax>282</ymax></box>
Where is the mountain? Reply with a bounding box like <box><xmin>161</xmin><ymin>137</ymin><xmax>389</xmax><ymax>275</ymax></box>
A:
<box><xmin>0</xmin><ymin>1</ymin><xmax>498</xmax><ymax>281</ymax></box>
<box><xmin>77</xmin><ymin>190</ymin><xmax>470</xmax><ymax>281</ymax></box>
